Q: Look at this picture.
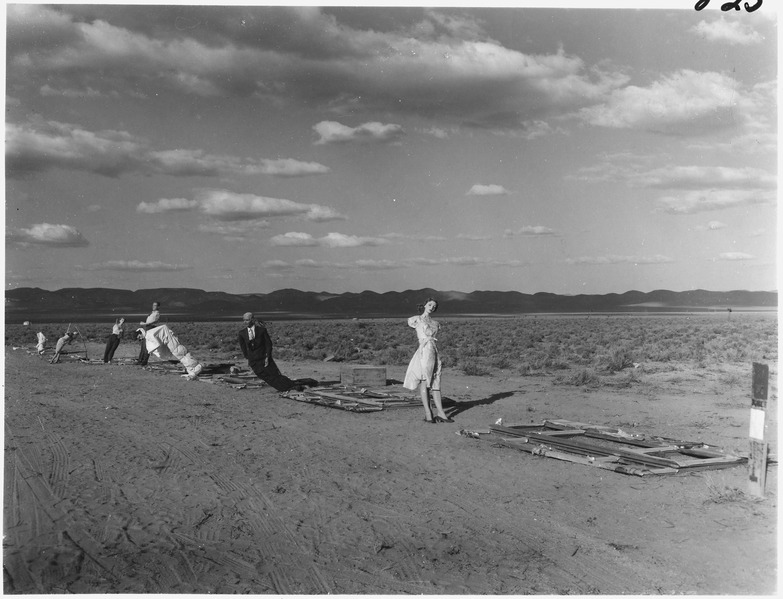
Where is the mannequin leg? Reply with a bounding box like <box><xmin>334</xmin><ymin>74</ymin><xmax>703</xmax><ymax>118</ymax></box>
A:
<box><xmin>419</xmin><ymin>383</ymin><xmax>433</xmax><ymax>421</ymax></box>
<box><xmin>431</xmin><ymin>389</ymin><xmax>449</xmax><ymax>419</ymax></box>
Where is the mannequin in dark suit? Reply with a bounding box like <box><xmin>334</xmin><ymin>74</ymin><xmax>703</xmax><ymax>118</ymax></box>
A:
<box><xmin>238</xmin><ymin>312</ymin><xmax>302</xmax><ymax>392</ymax></box>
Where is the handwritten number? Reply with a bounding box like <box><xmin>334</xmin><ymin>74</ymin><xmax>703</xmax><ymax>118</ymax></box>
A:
<box><xmin>695</xmin><ymin>0</ymin><xmax>762</xmax><ymax>9</ymax></box>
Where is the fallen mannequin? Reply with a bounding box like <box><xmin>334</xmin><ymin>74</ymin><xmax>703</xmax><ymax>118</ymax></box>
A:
<box><xmin>144</xmin><ymin>324</ymin><xmax>203</xmax><ymax>379</ymax></box>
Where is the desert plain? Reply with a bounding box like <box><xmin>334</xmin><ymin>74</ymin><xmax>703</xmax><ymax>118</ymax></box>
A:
<box><xmin>3</xmin><ymin>313</ymin><xmax>778</xmax><ymax>594</ymax></box>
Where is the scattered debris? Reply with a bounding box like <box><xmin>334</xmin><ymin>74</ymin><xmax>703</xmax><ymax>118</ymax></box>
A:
<box><xmin>283</xmin><ymin>384</ymin><xmax>420</xmax><ymax>412</ymax></box>
<box><xmin>464</xmin><ymin>419</ymin><xmax>747</xmax><ymax>476</ymax></box>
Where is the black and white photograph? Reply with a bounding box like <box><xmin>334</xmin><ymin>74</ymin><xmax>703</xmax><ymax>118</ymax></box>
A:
<box><xmin>3</xmin><ymin>1</ymin><xmax>778</xmax><ymax>594</ymax></box>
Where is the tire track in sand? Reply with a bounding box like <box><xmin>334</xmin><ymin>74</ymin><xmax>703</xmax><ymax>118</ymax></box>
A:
<box><xmin>155</xmin><ymin>430</ymin><xmax>333</xmax><ymax>593</ymax></box>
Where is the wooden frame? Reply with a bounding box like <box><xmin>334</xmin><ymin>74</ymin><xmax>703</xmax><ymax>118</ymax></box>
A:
<box><xmin>283</xmin><ymin>385</ymin><xmax>421</xmax><ymax>412</ymax></box>
<box><xmin>479</xmin><ymin>419</ymin><xmax>746</xmax><ymax>476</ymax></box>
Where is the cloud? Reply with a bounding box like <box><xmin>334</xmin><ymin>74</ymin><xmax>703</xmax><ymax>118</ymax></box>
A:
<box><xmin>381</xmin><ymin>233</ymin><xmax>448</xmax><ymax>242</ymax></box>
<box><xmin>197</xmin><ymin>190</ymin><xmax>344</xmax><ymax>222</ymax></box>
<box><xmin>457</xmin><ymin>233</ymin><xmax>494</xmax><ymax>241</ymax></box>
<box><xmin>313</xmin><ymin>121</ymin><xmax>405</xmax><ymax>145</ymax></box>
<box><xmin>466</xmin><ymin>184</ymin><xmax>509</xmax><ymax>196</ymax></box>
<box><xmin>656</xmin><ymin>189</ymin><xmax>773</xmax><ymax>214</ymax></box>
<box><xmin>579</xmin><ymin>70</ymin><xmax>743</xmax><ymax>135</ymax></box>
<box><xmin>137</xmin><ymin>198</ymin><xmax>200</xmax><ymax>214</ymax></box>
<box><xmin>566</xmin><ymin>254</ymin><xmax>674</xmax><ymax>265</ymax></box>
<box><xmin>269</xmin><ymin>232</ymin><xmax>319</xmax><ymax>247</ymax></box>
<box><xmin>6</xmin><ymin>6</ymin><xmax>629</xmax><ymax>131</ymax></box>
<box><xmin>690</xmin><ymin>18</ymin><xmax>763</xmax><ymax>45</ymax></box>
<box><xmin>634</xmin><ymin>166</ymin><xmax>776</xmax><ymax>190</ymax></box>
<box><xmin>270</xmin><ymin>231</ymin><xmax>391</xmax><ymax>248</ymax></box>
<box><xmin>6</xmin><ymin>223</ymin><xmax>89</xmax><ymax>247</ymax></box>
<box><xmin>503</xmin><ymin>226</ymin><xmax>557</xmax><ymax>237</ymax></box>
<box><xmin>6</xmin><ymin>119</ymin><xmax>331</xmax><ymax>179</ymax></box>
<box><xmin>198</xmin><ymin>221</ymin><xmax>270</xmax><ymax>236</ymax></box>
<box><xmin>257</xmin><ymin>158</ymin><xmax>331</xmax><ymax>177</ymax></box>
<box><xmin>264</xmin><ymin>256</ymin><xmax>527</xmax><ymax>270</ymax></box>
<box><xmin>716</xmin><ymin>252</ymin><xmax>755</xmax><ymax>261</ymax></box>
<box><xmin>703</xmin><ymin>220</ymin><xmax>728</xmax><ymax>231</ymax></box>
<box><xmin>85</xmin><ymin>260</ymin><xmax>192</xmax><ymax>271</ymax></box>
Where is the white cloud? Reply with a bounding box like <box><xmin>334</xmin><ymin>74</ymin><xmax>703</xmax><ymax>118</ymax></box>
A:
<box><xmin>635</xmin><ymin>166</ymin><xmax>776</xmax><ymax>190</ymax></box>
<box><xmin>313</xmin><ymin>121</ymin><xmax>405</xmax><ymax>145</ymax></box>
<box><xmin>268</xmin><ymin>232</ymin><xmax>319</xmax><ymax>247</ymax></box>
<box><xmin>305</xmin><ymin>205</ymin><xmax>347</xmax><ymax>222</ymax></box>
<box><xmin>257</xmin><ymin>158</ymin><xmax>331</xmax><ymax>177</ymax></box>
<box><xmin>269</xmin><ymin>232</ymin><xmax>390</xmax><ymax>248</ymax></box>
<box><xmin>198</xmin><ymin>190</ymin><xmax>342</xmax><ymax>222</ymax></box>
<box><xmin>7</xmin><ymin>6</ymin><xmax>632</xmax><ymax>131</ymax></box>
<box><xmin>6</xmin><ymin>120</ymin><xmax>332</xmax><ymax>180</ymax></box>
<box><xmin>717</xmin><ymin>252</ymin><xmax>755</xmax><ymax>261</ymax></box>
<box><xmin>320</xmin><ymin>232</ymin><xmax>390</xmax><ymax>248</ymax></box>
<box><xmin>466</xmin><ymin>184</ymin><xmax>510</xmax><ymax>196</ymax></box>
<box><xmin>690</xmin><ymin>18</ymin><xmax>763</xmax><ymax>46</ymax></box>
<box><xmin>503</xmin><ymin>225</ymin><xmax>556</xmax><ymax>237</ymax></box>
<box><xmin>705</xmin><ymin>220</ymin><xmax>728</xmax><ymax>231</ymax></box>
<box><xmin>6</xmin><ymin>223</ymin><xmax>89</xmax><ymax>247</ymax></box>
<box><xmin>579</xmin><ymin>70</ymin><xmax>742</xmax><ymax>135</ymax></box>
<box><xmin>86</xmin><ymin>260</ymin><xmax>192</xmax><ymax>271</ymax></box>
<box><xmin>137</xmin><ymin>198</ymin><xmax>199</xmax><ymax>214</ymax></box>
<box><xmin>198</xmin><ymin>221</ymin><xmax>270</xmax><ymax>235</ymax></box>
<box><xmin>656</xmin><ymin>189</ymin><xmax>773</xmax><ymax>214</ymax></box>
<box><xmin>566</xmin><ymin>255</ymin><xmax>674</xmax><ymax>265</ymax></box>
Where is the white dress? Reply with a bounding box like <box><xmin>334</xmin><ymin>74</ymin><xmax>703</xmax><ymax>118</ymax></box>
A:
<box><xmin>403</xmin><ymin>315</ymin><xmax>442</xmax><ymax>391</ymax></box>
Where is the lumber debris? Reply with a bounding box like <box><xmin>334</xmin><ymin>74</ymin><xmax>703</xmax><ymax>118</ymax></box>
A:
<box><xmin>462</xmin><ymin>419</ymin><xmax>747</xmax><ymax>477</ymax></box>
<box><xmin>282</xmin><ymin>384</ymin><xmax>420</xmax><ymax>412</ymax></box>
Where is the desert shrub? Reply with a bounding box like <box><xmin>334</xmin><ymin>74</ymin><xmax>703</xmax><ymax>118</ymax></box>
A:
<box><xmin>461</xmin><ymin>361</ymin><xmax>491</xmax><ymax>376</ymax></box>
<box><xmin>491</xmin><ymin>355</ymin><xmax>512</xmax><ymax>369</ymax></box>
<box><xmin>601</xmin><ymin>346</ymin><xmax>635</xmax><ymax>372</ymax></box>
<box><xmin>554</xmin><ymin>368</ymin><xmax>600</xmax><ymax>387</ymax></box>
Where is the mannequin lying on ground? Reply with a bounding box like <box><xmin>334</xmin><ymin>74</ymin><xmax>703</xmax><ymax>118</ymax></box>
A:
<box><xmin>143</xmin><ymin>324</ymin><xmax>203</xmax><ymax>379</ymax></box>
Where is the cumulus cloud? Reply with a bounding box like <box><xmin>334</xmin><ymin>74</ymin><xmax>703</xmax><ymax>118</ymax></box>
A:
<box><xmin>503</xmin><ymin>225</ymin><xmax>556</xmax><ymax>237</ymax></box>
<box><xmin>381</xmin><ymin>233</ymin><xmax>448</xmax><ymax>242</ymax></box>
<box><xmin>197</xmin><ymin>190</ymin><xmax>344</xmax><ymax>222</ymax></box>
<box><xmin>634</xmin><ymin>166</ymin><xmax>776</xmax><ymax>190</ymax></box>
<box><xmin>705</xmin><ymin>220</ymin><xmax>728</xmax><ymax>231</ymax></box>
<box><xmin>270</xmin><ymin>231</ymin><xmax>390</xmax><ymax>248</ymax></box>
<box><xmin>690</xmin><ymin>18</ymin><xmax>763</xmax><ymax>45</ymax></box>
<box><xmin>137</xmin><ymin>198</ymin><xmax>200</xmax><ymax>214</ymax></box>
<box><xmin>565</xmin><ymin>255</ymin><xmax>674</xmax><ymax>265</ymax></box>
<box><xmin>85</xmin><ymin>260</ymin><xmax>192</xmax><ymax>271</ymax></box>
<box><xmin>656</xmin><ymin>189</ymin><xmax>773</xmax><ymax>214</ymax></box>
<box><xmin>6</xmin><ymin>223</ymin><xmax>89</xmax><ymax>247</ymax></box>
<box><xmin>257</xmin><ymin>158</ymin><xmax>331</xmax><ymax>177</ymax></box>
<box><xmin>6</xmin><ymin>5</ymin><xmax>629</xmax><ymax>130</ymax></box>
<box><xmin>265</xmin><ymin>256</ymin><xmax>527</xmax><ymax>270</ymax></box>
<box><xmin>466</xmin><ymin>184</ymin><xmax>510</xmax><ymax>196</ymax></box>
<box><xmin>313</xmin><ymin>121</ymin><xmax>405</xmax><ymax>145</ymax></box>
<box><xmin>579</xmin><ymin>70</ymin><xmax>743</xmax><ymax>135</ymax></box>
<box><xmin>717</xmin><ymin>252</ymin><xmax>755</xmax><ymax>261</ymax></box>
<box><xmin>6</xmin><ymin>119</ymin><xmax>331</xmax><ymax>179</ymax></box>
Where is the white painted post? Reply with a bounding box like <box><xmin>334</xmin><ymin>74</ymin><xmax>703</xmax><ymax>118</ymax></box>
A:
<box><xmin>748</xmin><ymin>362</ymin><xmax>769</xmax><ymax>497</ymax></box>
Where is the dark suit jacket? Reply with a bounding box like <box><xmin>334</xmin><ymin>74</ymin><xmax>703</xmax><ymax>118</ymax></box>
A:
<box><xmin>238</xmin><ymin>324</ymin><xmax>274</xmax><ymax>366</ymax></box>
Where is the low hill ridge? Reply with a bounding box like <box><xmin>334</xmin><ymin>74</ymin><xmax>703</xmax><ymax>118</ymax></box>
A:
<box><xmin>4</xmin><ymin>287</ymin><xmax>777</xmax><ymax>323</ymax></box>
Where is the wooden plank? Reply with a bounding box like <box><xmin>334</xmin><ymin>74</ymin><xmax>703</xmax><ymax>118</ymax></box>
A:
<box><xmin>304</xmin><ymin>390</ymin><xmax>385</xmax><ymax>407</ymax></box>
<box><xmin>490</xmin><ymin>425</ymin><xmax>681</xmax><ymax>469</ymax></box>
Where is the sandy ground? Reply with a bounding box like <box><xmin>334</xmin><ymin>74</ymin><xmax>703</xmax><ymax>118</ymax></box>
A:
<box><xmin>3</xmin><ymin>340</ymin><xmax>778</xmax><ymax>594</ymax></box>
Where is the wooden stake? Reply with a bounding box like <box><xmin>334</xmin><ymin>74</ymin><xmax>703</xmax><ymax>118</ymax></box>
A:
<box><xmin>748</xmin><ymin>362</ymin><xmax>769</xmax><ymax>497</ymax></box>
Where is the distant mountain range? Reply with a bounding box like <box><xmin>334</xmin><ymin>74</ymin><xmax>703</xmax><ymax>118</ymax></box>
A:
<box><xmin>4</xmin><ymin>287</ymin><xmax>778</xmax><ymax>323</ymax></box>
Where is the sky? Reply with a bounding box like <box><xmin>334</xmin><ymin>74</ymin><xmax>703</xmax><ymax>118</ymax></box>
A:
<box><xmin>3</xmin><ymin>1</ymin><xmax>778</xmax><ymax>295</ymax></box>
